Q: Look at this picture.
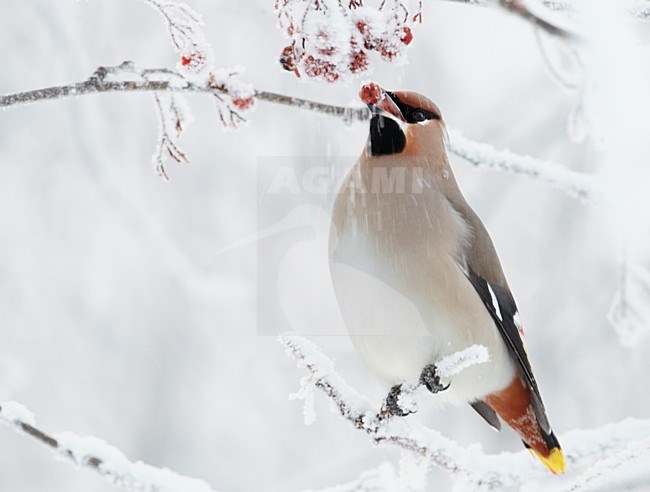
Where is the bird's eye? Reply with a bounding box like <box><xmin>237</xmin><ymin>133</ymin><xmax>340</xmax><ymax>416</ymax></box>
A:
<box><xmin>412</xmin><ymin>110</ymin><xmax>426</xmax><ymax>122</ymax></box>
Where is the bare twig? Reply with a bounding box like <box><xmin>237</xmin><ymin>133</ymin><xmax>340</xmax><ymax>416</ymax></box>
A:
<box><xmin>443</xmin><ymin>0</ymin><xmax>581</xmax><ymax>39</ymax></box>
<box><xmin>497</xmin><ymin>0</ymin><xmax>579</xmax><ymax>39</ymax></box>
<box><xmin>542</xmin><ymin>0</ymin><xmax>650</xmax><ymax>21</ymax></box>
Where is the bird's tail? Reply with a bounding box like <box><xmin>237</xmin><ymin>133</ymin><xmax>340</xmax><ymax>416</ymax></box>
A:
<box><xmin>525</xmin><ymin>431</ymin><xmax>566</xmax><ymax>475</ymax></box>
<box><xmin>485</xmin><ymin>377</ymin><xmax>566</xmax><ymax>474</ymax></box>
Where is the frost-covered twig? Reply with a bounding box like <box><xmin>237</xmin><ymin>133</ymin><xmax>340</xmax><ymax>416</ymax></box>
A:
<box><xmin>142</xmin><ymin>0</ymin><xmax>214</xmax><ymax>82</ymax></box>
<box><xmin>280</xmin><ymin>335</ymin><xmax>650</xmax><ymax>490</ymax></box>
<box><xmin>0</xmin><ymin>402</ymin><xmax>220</xmax><ymax>492</ymax></box>
<box><xmin>152</xmin><ymin>92</ymin><xmax>191</xmax><ymax>180</ymax></box>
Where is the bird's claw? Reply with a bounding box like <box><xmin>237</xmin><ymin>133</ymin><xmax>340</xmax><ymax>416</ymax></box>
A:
<box><xmin>419</xmin><ymin>364</ymin><xmax>450</xmax><ymax>394</ymax></box>
<box><xmin>380</xmin><ymin>384</ymin><xmax>414</xmax><ymax>419</ymax></box>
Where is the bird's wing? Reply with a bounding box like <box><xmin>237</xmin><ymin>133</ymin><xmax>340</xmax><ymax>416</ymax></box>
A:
<box><xmin>445</xmin><ymin>197</ymin><xmax>552</xmax><ymax>434</ymax></box>
<box><xmin>465</xmin><ymin>266</ymin><xmax>551</xmax><ymax>434</ymax></box>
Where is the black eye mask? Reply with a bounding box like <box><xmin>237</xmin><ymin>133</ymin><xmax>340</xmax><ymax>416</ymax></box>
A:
<box><xmin>385</xmin><ymin>91</ymin><xmax>440</xmax><ymax>124</ymax></box>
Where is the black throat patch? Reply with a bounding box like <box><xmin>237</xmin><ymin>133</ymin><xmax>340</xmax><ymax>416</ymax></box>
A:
<box><xmin>369</xmin><ymin>115</ymin><xmax>406</xmax><ymax>156</ymax></box>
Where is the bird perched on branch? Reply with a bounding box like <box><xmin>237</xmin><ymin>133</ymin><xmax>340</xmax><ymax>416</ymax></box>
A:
<box><xmin>328</xmin><ymin>82</ymin><xmax>565</xmax><ymax>474</ymax></box>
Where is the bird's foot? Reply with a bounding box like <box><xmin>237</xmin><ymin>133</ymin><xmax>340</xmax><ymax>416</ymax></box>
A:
<box><xmin>379</xmin><ymin>384</ymin><xmax>414</xmax><ymax>419</ymax></box>
<box><xmin>419</xmin><ymin>364</ymin><xmax>450</xmax><ymax>394</ymax></box>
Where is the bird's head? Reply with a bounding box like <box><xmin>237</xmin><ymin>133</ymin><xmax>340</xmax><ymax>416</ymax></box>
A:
<box><xmin>359</xmin><ymin>82</ymin><xmax>446</xmax><ymax>158</ymax></box>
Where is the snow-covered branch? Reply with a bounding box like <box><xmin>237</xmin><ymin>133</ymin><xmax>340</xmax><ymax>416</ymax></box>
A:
<box><xmin>0</xmin><ymin>62</ymin><xmax>368</xmax><ymax>121</ymax></box>
<box><xmin>0</xmin><ymin>400</ymin><xmax>404</xmax><ymax>492</ymax></box>
<box><xmin>281</xmin><ymin>334</ymin><xmax>650</xmax><ymax>490</ymax></box>
<box><xmin>0</xmin><ymin>402</ymin><xmax>220</xmax><ymax>492</ymax></box>
<box><xmin>304</xmin><ymin>463</ymin><xmax>400</xmax><ymax>492</ymax></box>
<box><xmin>565</xmin><ymin>437</ymin><xmax>650</xmax><ymax>492</ymax></box>
<box><xmin>0</xmin><ymin>63</ymin><xmax>599</xmax><ymax>201</ymax></box>
<box><xmin>447</xmin><ymin>129</ymin><xmax>602</xmax><ymax>203</ymax></box>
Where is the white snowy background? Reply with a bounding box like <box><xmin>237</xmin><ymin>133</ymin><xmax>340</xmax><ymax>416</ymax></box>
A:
<box><xmin>1</xmin><ymin>1</ymin><xmax>648</xmax><ymax>491</ymax></box>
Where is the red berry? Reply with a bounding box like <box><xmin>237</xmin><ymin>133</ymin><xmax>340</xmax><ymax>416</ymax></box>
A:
<box><xmin>400</xmin><ymin>27</ymin><xmax>413</xmax><ymax>45</ymax></box>
<box><xmin>317</xmin><ymin>46</ymin><xmax>336</xmax><ymax>56</ymax></box>
<box><xmin>359</xmin><ymin>82</ymin><xmax>382</xmax><ymax>105</ymax></box>
<box><xmin>356</xmin><ymin>20</ymin><xmax>368</xmax><ymax>35</ymax></box>
<box><xmin>380</xmin><ymin>46</ymin><xmax>397</xmax><ymax>61</ymax></box>
<box><xmin>349</xmin><ymin>51</ymin><xmax>368</xmax><ymax>73</ymax></box>
<box><xmin>357</xmin><ymin>20</ymin><xmax>377</xmax><ymax>50</ymax></box>
<box><xmin>303</xmin><ymin>55</ymin><xmax>340</xmax><ymax>83</ymax></box>
<box><xmin>323</xmin><ymin>69</ymin><xmax>340</xmax><ymax>83</ymax></box>
<box><xmin>303</xmin><ymin>55</ymin><xmax>322</xmax><ymax>78</ymax></box>
<box><xmin>232</xmin><ymin>96</ymin><xmax>254</xmax><ymax>111</ymax></box>
<box><xmin>180</xmin><ymin>51</ymin><xmax>206</xmax><ymax>71</ymax></box>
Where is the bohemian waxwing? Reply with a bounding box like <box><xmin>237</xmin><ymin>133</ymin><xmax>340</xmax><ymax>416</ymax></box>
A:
<box><xmin>328</xmin><ymin>83</ymin><xmax>565</xmax><ymax>474</ymax></box>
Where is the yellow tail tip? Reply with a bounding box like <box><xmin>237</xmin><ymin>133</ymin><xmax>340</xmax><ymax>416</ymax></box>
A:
<box><xmin>534</xmin><ymin>447</ymin><xmax>566</xmax><ymax>474</ymax></box>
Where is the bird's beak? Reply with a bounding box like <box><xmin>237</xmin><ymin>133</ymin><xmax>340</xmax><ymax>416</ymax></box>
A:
<box><xmin>369</xmin><ymin>88</ymin><xmax>406</xmax><ymax>123</ymax></box>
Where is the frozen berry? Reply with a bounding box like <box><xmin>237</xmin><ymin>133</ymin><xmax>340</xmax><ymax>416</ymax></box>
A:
<box><xmin>380</xmin><ymin>43</ymin><xmax>398</xmax><ymax>61</ymax></box>
<box><xmin>359</xmin><ymin>82</ymin><xmax>382</xmax><ymax>105</ymax></box>
<box><xmin>356</xmin><ymin>20</ymin><xmax>369</xmax><ymax>35</ymax></box>
<box><xmin>232</xmin><ymin>96</ymin><xmax>254</xmax><ymax>111</ymax></box>
<box><xmin>400</xmin><ymin>27</ymin><xmax>413</xmax><ymax>45</ymax></box>
<box><xmin>349</xmin><ymin>51</ymin><xmax>368</xmax><ymax>73</ymax></box>
<box><xmin>180</xmin><ymin>51</ymin><xmax>206</xmax><ymax>71</ymax></box>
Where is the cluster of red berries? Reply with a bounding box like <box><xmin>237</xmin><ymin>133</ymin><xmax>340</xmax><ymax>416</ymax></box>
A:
<box><xmin>356</xmin><ymin>21</ymin><xmax>412</xmax><ymax>61</ymax></box>
<box><xmin>278</xmin><ymin>17</ymin><xmax>413</xmax><ymax>82</ymax></box>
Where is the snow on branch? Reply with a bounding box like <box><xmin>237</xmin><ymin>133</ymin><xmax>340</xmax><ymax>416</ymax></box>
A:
<box><xmin>303</xmin><ymin>463</ymin><xmax>400</xmax><ymax>492</ymax></box>
<box><xmin>447</xmin><ymin>129</ymin><xmax>602</xmax><ymax>203</ymax></box>
<box><xmin>0</xmin><ymin>400</ymin><xmax>402</xmax><ymax>492</ymax></box>
<box><xmin>0</xmin><ymin>402</ymin><xmax>221</xmax><ymax>492</ymax></box>
<box><xmin>280</xmin><ymin>334</ymin><xmax>650</xmax><ymax>490</ymax></box>
<box><xmin>566</xmin><ymin>437</ymin><xmax>650</xmax><ymax>492</ymax></box>
<box><xmin>436</xmin><ymin>344</ymin><xmax>490</xmax><ymax>378</ymax></box>
<box><xmin>0</xmin><ymin>64</ymin><xmax>600</xmax><ymax>201</ymax></box>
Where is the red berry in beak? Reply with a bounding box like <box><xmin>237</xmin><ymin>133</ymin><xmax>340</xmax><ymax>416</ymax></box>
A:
<box><xmin>359</xmin><ymin>82</ymin><xmax>382</xmax><ymax>105</ymax></box>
